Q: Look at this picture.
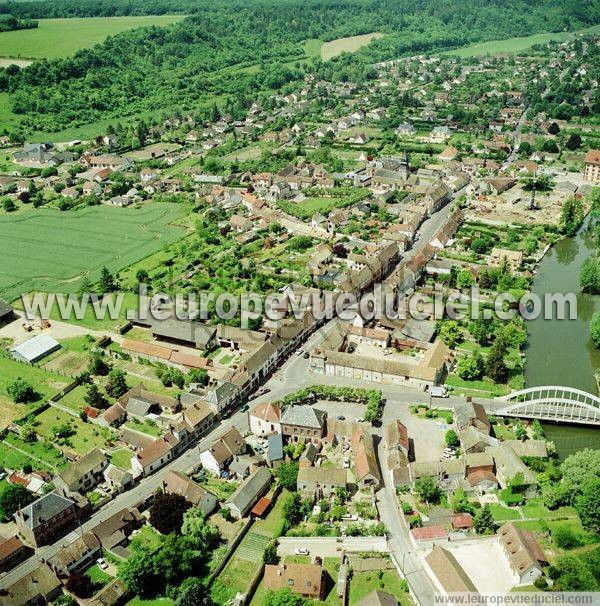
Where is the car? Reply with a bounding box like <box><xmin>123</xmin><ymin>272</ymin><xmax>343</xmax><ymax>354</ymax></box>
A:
<box><xmin>240</xmin><ymin>404</ymin><xmax>249</xmax><ymax>412</ymax></box>
<box><xmin>354</xmin><ymin>417</ymin><xmax>364</xmax><ymax>423</ymax></box>
<box><xmin>303</xmin><ymin>351</ymin><xmax>310</xmax><ymax>359</ymax></box>
<box><xmin>294</xmin><ymin>547</ymin><xmax>309</xmax><ymax>555</ymax></box>
<box><xmin>343</xmin><ymin>457</ymin><xmax>350</xmax><ymax>468</ymax></box>
<box><xmin>336</xmin><ymin>415</ymin><xmax>346</xmax><ymax>421</ymax></box>
<box><xmin>258</xmin><ymin>387</ymin><xmax>270</xmax><ymax>396</ymax></box>
<box><xmin>296</xmin><ymin>349</ymin><xmax>304</xmax><ymax>356</ymax></box>
<box><xmin>443</xmin><ymin>447</ymin><xmax>455</xmax><ymax>454</ymax></box>
<box><xmin>96</xmin><ymin>558</ymin><xmax>108</xmax><ymax>570</ymax></box>
<box><xmin>255</xmin><ymin>446</ymin><xmax>265</xmax><ymax>454</ymax></box>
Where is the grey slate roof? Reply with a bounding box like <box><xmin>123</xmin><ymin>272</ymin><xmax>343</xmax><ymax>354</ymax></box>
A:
<box><xmin>267</xmin><ymin>433</ymin><xmax>284</xmax><ymax>462</ymax></box>
<box><xmin>281</xmin><ymin>405</ymin><xmax>326</xmax><ymax>429</ymax></box>
<box><xmin>17</xmin><ymin>491</ymin><xmax>75</xmax><ymax>530</ymax></box>
<box><xmin>226</xmin><ymin>466</ymin><xmax>271</xmax><ymax>514</ymax></box>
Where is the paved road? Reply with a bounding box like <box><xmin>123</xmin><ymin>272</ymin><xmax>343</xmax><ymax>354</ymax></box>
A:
<box><xmin>506</xmin><ymin>106</ymin><xmax>529</xmax><ymax>164</ymax></box>
<box><xmin>277</xmin><ymin>536</ymin><xmax>387</xmax><ymax>557</ymax></box>
<box><xmin>0</xmin><ymin>412</ymin><xmax>249</xmax><ymax>588</ymax></box>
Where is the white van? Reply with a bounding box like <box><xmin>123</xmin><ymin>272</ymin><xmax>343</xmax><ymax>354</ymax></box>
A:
<box><xmin>429</xmin><ymin>386</ymin><xmax>449</xmax><ymax>398</ymax></box>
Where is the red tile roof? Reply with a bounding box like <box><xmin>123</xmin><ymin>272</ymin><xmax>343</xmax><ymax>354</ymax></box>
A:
<box><xmin>411</xmin><ymin>525</ymin><xmax>447</xmax><ymax>541</ymax></box>
<box><xmin>452</xmin><ymin>514</ymin><xmax>473</xmax><ymax>529</ymax></box>
<box><xmin>251</xmin><ymin>496</ymin><xmax>272</xmax><ymax>517</ymax></box>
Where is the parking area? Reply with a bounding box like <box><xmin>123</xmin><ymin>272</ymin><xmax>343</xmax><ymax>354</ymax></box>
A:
<box><xmin>444</xmin><ymin>539</ymin><xmax>516</xmax><ymax>593</ymax></box>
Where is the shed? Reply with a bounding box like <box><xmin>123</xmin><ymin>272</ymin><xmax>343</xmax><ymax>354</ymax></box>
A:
<box><xmin>10</xmin><ymin>334</ymin><xmax>61</xmax><ymax>363</ymax></box>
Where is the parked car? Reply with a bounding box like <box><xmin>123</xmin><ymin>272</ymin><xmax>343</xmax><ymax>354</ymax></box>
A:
<box><xmin>96</xmin><ymin>558</ymin><xmax>108</xmax><ymax>570</ymax></box>
<box><xmin>296</xmin><ymin>349</ymin><xmax>304</xmax><ymax>356</ymax></box>
<box><xmin>255</xmin><ymin>446</ymin><xmax>265</xmax><ymax>454</ymax></box>
<box><xmin>336</xmin><ymin>415</ymin><xmax>346</xmax><ymax>420</ymax></box>
<box><xmin>303</xmin><ymin>351</ymin><xmax>310</xmax><ymax>359</ymax></box>
<box><xmin>294</xmin><ymin>547</ymin><xmax>309</xmax><ymax>555</ymax></box>
<box><xmin>354</xmin><ymin>417</ymin><xmax>364</xmax><ymax>423</ymax></box>
<box><xmin>341</xmin><ymin>514</ymin><xmax>358</xmax><ymax>521</ymax></box>
<box><xmin>240</xmin><ymin>404</ymin><xmax>249</xmax><ymax>412</ymax></box>
<box><xmin>429</xmin><ymin>386</ymin><xmax>449</xmax><ymax>398</ymax></box>
<box><xmin>343</xmin><ymin>457</ymin><xmax>350</xmax><ymax>468</ymax></box>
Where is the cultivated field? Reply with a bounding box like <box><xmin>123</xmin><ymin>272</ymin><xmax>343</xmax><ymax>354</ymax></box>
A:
<box><xmin>321</xmin><ymin>32</ymin><xmax>384</xmax><ymax>60</ymax></box>
<box><xmin>0</xmin><ymin>16</ymin><xmax>186</xmax><ymax>61</ymax></box>
<box><xmin>0</xmin><ymin>203</ymin><xmax>187</xmax><ymax>302</ymax></box>
<box><xmin>446</xmin><ymin>23</ymin><xmax>600</xmax><ymax>57</ymax></box>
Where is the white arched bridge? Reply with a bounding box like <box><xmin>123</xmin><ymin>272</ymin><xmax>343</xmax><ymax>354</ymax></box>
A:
<box><xmin>494</xmin><ymin>386</ymin><xmax>600</xmax><ymax>426</ymax></box>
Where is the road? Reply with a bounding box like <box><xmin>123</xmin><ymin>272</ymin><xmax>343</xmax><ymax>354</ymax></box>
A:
<box><xmin>0</xmin><ymin>412</ymin><xmax>249</xmax><ymax>588</ymax></box>
<box><xmin>277</xmin><ymin>536</ymin><xmax>387</xmax><ymax>557</ymax></box>
<box><xmin>506</xmin><ymin>106</ymin><xmax>529</xmax><ymax>164</ymax></box>
<box><xmin>0</xmin><ymin>196</ymin><xmax>469</xmax><ymax>596</ymax></box>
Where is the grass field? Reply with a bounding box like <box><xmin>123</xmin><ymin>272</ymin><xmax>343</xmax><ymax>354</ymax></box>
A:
<box><xmin>0</xmin><ymin>203</ymin><xmax>188</xmax><ymax>303</ymax></box>
<box><xmin>321</xmin><ymin>32</ymin><xmax>384</xmax><ymax>60</ymax></box>
<box><xmin>445</xmin><ymin>23</ymin><xmax>600</xmax><ymax>58</ymax></box>
<box><xmin>0</xmin><ymin>355</ymin><xmax>69</xmax><ymax>424</ymax></box>
<box><xmin>0</xmin><ymin>16</ymin><xmax>186</xmax><ymax>61</ymax></box>
<box><xmin>349</xmin><ymin>568</ymin><xmax>411</xmax><ymax>606</ymax></box>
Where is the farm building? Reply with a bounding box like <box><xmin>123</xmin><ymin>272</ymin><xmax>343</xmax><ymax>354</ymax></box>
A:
<box><xmin>10</xmin><ymin>334</ymin><xmax>61</xmax><ymax>363</ymax></box>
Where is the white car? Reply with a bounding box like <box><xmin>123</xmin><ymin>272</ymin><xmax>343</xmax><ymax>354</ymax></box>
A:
<box><xmin>294</xmin><ymin>547</ymin><xmax>309</xmax><ymax>555</ymax></box>
<box><xmin>354</xmin><ymin>417</ymin><xmax>364</xmax><ymax>423</ymax></box>
<box><xmin>96</xmin><ymin>558</ymin><xmax>108</xmax><ymax>570</ymax></box>
<box><xmin>343</xmin><ymin>457</ymin><xmax>350</xmax><ymax>468</ymax></box>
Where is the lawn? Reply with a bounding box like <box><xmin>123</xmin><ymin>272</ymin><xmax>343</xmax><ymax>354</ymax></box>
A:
<box><xmin>0</xmin><ymin>355</ymin><xmax>70</xmax><ymax>427</ymax></box>
<box><xmin>86</xmin><ymin>564</ymin><xmax>112</xmax><ymax>586</ymax></box>
<box><xmin>110</xmin><ymin>448</ymin><xmax>134</xmax><ymax>471</ymax></box>
<box><xmin>33</xmin><ymin>407</ymin><xmax>114</xmax><ymax>454</ymax></box>
<box><xmin>321</xmin><ymin>33</ymin><xmax>384</xmax><ymax>61</ymax></box>
<box><xmin>126</xmin><ymin>599</ymin><xmax>174</xmax><ymax>606</ymax></box>
<box><xmin>4</xmin><ymin>432</ymin><xmax>68</xmax><ymax>471</ymax></box>
<box><xmin>0</xmin><ymin>16</ymin><xmax>186</xmax><ymax>61</ymax></box>
<box><xmin>124</xmin><ymin>419</ymin><xmax>162</xmax><ymax>437</ymax></box>
<box><xmin>349</xmin><ymin>568</ymin><xmax>411</xmax><ymax>606</ymax></box>
<box><xmin>488</xmin><ymin>503</ymin><xmax>522</xmax><ymax>522</ymax></box>
<box><xmin>199</xmin><ymin>476</ymin><xmax>239</xmax><ymax>501</ymax></box>
<box><xmin>130</xmin><ymin>525</ymin><xmax>163</xmax><ymax>551</ymax></box>
<box><xmin>1</xmin><ymin>203</ymin><xmax>187</xmax><ymax>303</ymax></box>
<box><xmin>446</xmin><ymin>374</ymin><xmax>510</xmax><ymax>397</ymax></box>
<box><xmin>0</xmin><ymin>439</ymin><xmax>61</xmax><ymax>472</ymax></box>
<box><xmin>445</xmin><ymin>23</ymin><xmax>600</xmax><ymax>58</ymax></box>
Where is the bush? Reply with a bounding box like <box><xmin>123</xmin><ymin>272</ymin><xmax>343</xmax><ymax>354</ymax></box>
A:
<box><xmin>552</xmin><ymin>525</ymin><xmax>581</xmax><ymax>550</ymax></box>
<box><xmin>401</xmin><ymin>502</ymin><xmax>413</xmax><ymax>515</ymax></box>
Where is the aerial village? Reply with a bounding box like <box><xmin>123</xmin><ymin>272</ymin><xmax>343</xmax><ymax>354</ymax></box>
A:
<box><xmin>0</xmin><ymin>32</ymin><xmax>598</xmax><ymax>606</ymax></box>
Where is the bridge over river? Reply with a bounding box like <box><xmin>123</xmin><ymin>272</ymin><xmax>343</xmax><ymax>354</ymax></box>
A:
<box><xmin>491</xmin><ymin>385</ymin><xmax>600</xmax><ymax>426</ymax></box>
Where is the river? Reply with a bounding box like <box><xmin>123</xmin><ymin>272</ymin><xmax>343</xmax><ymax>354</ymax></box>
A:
<box><xmin>524</xmin><ymin>216</ymin><xmax>600</xmax><ymax>457</ymax></box>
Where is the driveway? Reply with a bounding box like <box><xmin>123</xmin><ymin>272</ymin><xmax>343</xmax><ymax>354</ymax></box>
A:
<box><xmin>277</xmin><ymin>536</ymin><xmax>388</xmax><ymax>557</ymax></box>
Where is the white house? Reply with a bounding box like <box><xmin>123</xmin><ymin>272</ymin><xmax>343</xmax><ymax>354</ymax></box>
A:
<box><xmin>249</xmin><ymin>401</ymin><xmax>281</xmax><ymax>436</ymax></box>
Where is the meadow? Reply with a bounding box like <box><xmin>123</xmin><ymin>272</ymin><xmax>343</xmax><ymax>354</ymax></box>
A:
<box><xmin>445</xmin><ymin>23</ymin><xmax>600</xmax><ymax>57</ymax></box>
<box><xmin>0</xmin><ymin>16</ymin><xmax>186</xmax><ymax>60</ymax></box>
<box><xmin>320</xmin><ymin>32</ymin><xmax>384</xmax><ymax>61</ymax></box>
<box><xmin>0</xmin><ymin>202</ymin><xmax>188</xmax><ymax>302</ymax></box>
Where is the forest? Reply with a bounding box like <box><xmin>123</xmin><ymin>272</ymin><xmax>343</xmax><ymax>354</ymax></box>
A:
<box><xmin>0</xmin><ymin>0</ymin><xmax>598</xmax><ymax>133</ymax></box>
<box><xmin>0</xmin><ymin>14</ymin><xmax>37</xmax><ymax>32</ymax></box>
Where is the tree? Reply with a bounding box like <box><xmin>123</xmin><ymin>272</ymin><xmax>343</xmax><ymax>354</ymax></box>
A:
<box><xmin>7</xmin><ymin>378</ymin><xmax>38</xmax><ymax>403</ymax></box>
<box><xmin>263</xmin><ymin>540</ymin><xmax>278</xmax><ymax>565</ymax></box>
<box><xmin>136</xmin><ymin>269</ymin><xmax>149</xmax><ymax>283</ymax></box>
<box><xmin>414</xmin><ymin>477</ymin><xmax>442</xmax><ymax>504</ymax></box>
<box><xmin>84</xmin><ymin>383</ymin><xmax>108</xmax><ymax>409</ymax></box>
<box><xmin>552</xmin><ymin>525</ymin><xmax>581</xmax><ymax>549</ymax></box>
<box><xmin>514</xmin><ymin>423</ymin><xmax>527</xmax><ymax>441</ymax></box>
<box><xmin>437</xmin><ymin>320</ymin><xmax>463</xmax><ymax>348</ymax></box>
<box><xmin>565</xmin><ymin>133</ymin><xmax>581</xmax><ymax>150</ymax></box>
<box><xmin>181</xmin><ymin>507</ymin><xmax>220</xmax><ymax>550</ymax></box>
<box><xmin>547</xmin><ymin>121</ymin><xmax>560</xmax><ymax>135</ymax></box>
<box><xmin>456</xmin><ymin>269</ymin><xmax>475</xmax><ymax>289</ymax></box>
<box><xmin>500</xmin><ymin>319</ymin><xmax>527</xmax><ymax>349</ymax></box>
<box><xmin>560</xmin><ymin>196</ymin><xmax>584</xmax><ymax>236</ymax></box>
<box><xmin>592</xmin><ymin>312</ymin><xmax>600</xmax><ymax>348</ymax></box>
<box><xmin>150</xmin><ymin>493</ymin><xmax>192</xmax><ymax>535</ymax></box>
<box><xmin>262</xmin><ymin>589</ymin><xmax>310</xmax><ymax>606</ymax></box>
<box><xmin>561</xmin><ymin>449</ymin><xmax>600</xmax><ymax>502</ymax></box>
<box><xmin>445</xmin><ymin>429</ymin><xmax>459</xmax><ymax>448</ymax></box>
<box><xmin>456</xmin><ymin>353</ymin><xmax>484</xmax><ymax>380</ymax></box>
<box><xmin>576</xmin><ymin>477</ymin><xmax>600</xmax><ymax>534</ymax></box>
<box><xmin>277</xmin><ymin>461</ymin><xmax>299</xmax><ymax>491</ymax></box>
<box><xmin>469</xmin><ymin>318</ymin><xmax>494</xmax><ymax>345</ymax></box>
<box><xmin>66</xmin><ymin>573</ymin><xmax>94</xmax><ymax>598</ymax></box>
<box><xmin>97</xmin><ymin>266</ymin><xmax>117</xmax><ymax>294</ymax></box>
<box><xmin>175</xmin><ymin>581</ymin><xmax>212</xmax><ymax>606</ymax></box>
<box><xmin>118</xmin><ymin>548</ymin><xmax>156</xmax><ymax>597</ymax></box>
<box><xmin>3</xmin><ymin>197</ymin><xmax>16</xmax><ymax>212</ymax></box>
<box><xmin>451</xmin><ymin>488</ymin><xmax>474</xmax><ymax>514</ymax></box>
<box><xmin>105</xmin><ymin>368</ymin><xmax>128</xmax><ymax>398</ymax></box>
<box><xmin>485</xmin><ymin>337</ymin><xmax>508</xmax><ymax>384</ymax></box>
<box><xmin>473</xmin><ymin>504</ymin><xmax>495</xmax><ymax>535</ymax></box>
<box><xmin>160</xmin><ymin>367</ymin><xmax>185</xmax><ymax>389</ymax></box>
<box><xmin>0</xmin><ymin>482</ymin><xmax>34</xmax><ymax>522</ymax></box>
<box><xmin>187</xmin><ymin>368</ymin><xmax>208</xmax><ymax>386</ymax></box>
<box><xmin>88</xmin><ymin>352</ymin><xmax>110</xmax><ymax>376</ymax></box>
<box><xmin>580</xmin><ymin>258</ymin><xmax>600</xmax><ymax>294</ymax></box>
<box><xmin>282</xmin><ymin>492</ymin><xmax>303</xmax><ymax>527</ymax></box>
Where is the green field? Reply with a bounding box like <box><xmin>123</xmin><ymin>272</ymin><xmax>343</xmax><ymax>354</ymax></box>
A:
<box><xmin>0</xmin><ymin>203</ymin><xmax>188</xmax><ymax>302</ymax></box>
<box><xmin>0</xmin><ymin>16</ymin><xmax>186</xmax><ymax>61</ymax></box>
<box><xmin>321</xmin><ymin>32</ymin><xmax>384</xmax><ymax>61</ymax></box>
<box><xmin>445</xmin><ymin>23</ymin><xmax>600</xmax><ymax>57</ymax></box>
